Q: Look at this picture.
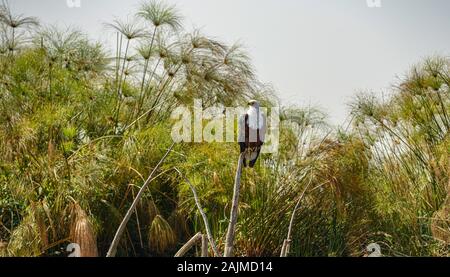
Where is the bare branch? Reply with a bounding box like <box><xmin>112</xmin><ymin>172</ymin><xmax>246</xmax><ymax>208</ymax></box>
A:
<box><xmin>201</xmin><ymin>234</ymin><xmax>208</xmax><ymax>257</ymax></box>
<box><xmin>174</xmin><ymin>167</ymin><xmax>220</xmax><ymax>257</ymax></box>
<box><xmin>224</xmin><ymin>153</ymin><xmax>244</xmax><ymax>257</ymax></box>
<box><xmin>280</xmin><ymin>171</ymin><xmax>313</xmax><ymax>257</ymax></box>
<box><xmin>106</xmin><ymin>142</ymin><xmax>175</xmax><ymax>257</ymax></box>
<box><xmin>174</xmin><ymin>232</ymin><xmax>202</xmax><ymax>257</ymax></box>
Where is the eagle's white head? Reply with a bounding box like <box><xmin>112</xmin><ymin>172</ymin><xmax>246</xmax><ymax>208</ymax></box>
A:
<box><xmin>247</xmin><ymin>100</ymin><xmax>264</xmax><ymax>129</ymax></box>
<box><xmin>248</xmin><ymin>100</ymin><xmax>260</xmax><ymax>109</ymax></box>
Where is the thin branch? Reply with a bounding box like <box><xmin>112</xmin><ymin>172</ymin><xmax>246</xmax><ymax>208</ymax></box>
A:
<box><xmin>201</xmin><ymin>234</ymin><xmax>208</xmax><ymax>257</ymax></box>
<box><xmin>174</xmin><ymin>232</ymin><xmax>202</xmax><ymax>257</ymax></box>
<box><xmin>106</xmin><ymin>142</ymin><xmax>175</xmax><ymax>257</ymax></box>
<box><xmin>224</xmin><ymin>153</ymin><xmax>244</xmax><ymax>257</ymax></box>
<box><xmin>174</xmin><ymin>167</ymin><xmax>220</xmax><ymax>257</ymax></box>
<box><xmin>280</xmin><ymin>170</ymin><xmax>314</xmax><ymax>257</ymax></box>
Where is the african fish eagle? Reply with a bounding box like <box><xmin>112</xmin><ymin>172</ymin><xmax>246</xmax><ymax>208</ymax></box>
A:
<box><xmin>238</xmin><ymin>100</ymin><xmax>266</xmax><ymax>167</ymax></box>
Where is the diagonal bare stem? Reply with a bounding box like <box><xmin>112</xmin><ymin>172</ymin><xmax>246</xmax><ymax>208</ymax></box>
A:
<box><xmin>174</xmin><ymin>167</ymin><xmax>220</xmax><ymax>257</ymax></box>
<box><xmin>224</xmin><ymin>153</ymin><xmax>244</xmax><ymax>257</ymax></box>
<box><xmin>106</xmin><ymin>142</ymin><xmax>175</xmax><ymax>257</ymax></box>
<box><xmin>174</xmin><ymin>232</ymin><xmax>202</xmax><ymax>257</ymax></box>
<box><xmin>280</xmin><ymin>170</ymin><xmax>313</xmax><ymax>257</ymax></box>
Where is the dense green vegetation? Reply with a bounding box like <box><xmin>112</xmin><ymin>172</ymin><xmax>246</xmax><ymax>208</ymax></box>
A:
<box><xmin>0</xmin><ymin>1</ymin><xmax>448</xmax><ymax>257</ymax></box>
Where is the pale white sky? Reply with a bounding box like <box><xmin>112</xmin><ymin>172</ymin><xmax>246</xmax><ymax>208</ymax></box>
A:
<box><xmin>10</xmin><ymin>0</ymin><xmax>450</xmax><ymax>125</ymax></box>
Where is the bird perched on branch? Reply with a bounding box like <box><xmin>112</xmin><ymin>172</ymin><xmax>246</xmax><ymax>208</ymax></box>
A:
<box><xmin>238</xmin><ymin>100</ymin><xmax>266</xmax><ymax>167</ymax></box>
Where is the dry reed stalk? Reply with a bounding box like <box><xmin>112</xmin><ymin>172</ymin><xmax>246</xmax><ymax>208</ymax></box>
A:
<box><xmin>70</xmin><ymin>203</ymin><xmax>98</xmax><ymax>257</ymax></box>
<box><xmin>224</xmin><ymin>153</ymin><xmax>244</xmax><ymax>257</ymax></box>
<box><xmin>280</xmin><ymin>171</ymin><xmax>313</xmax><ymax>257</ymax></box>
<box><xmin>174</xmin><ymin>232</ymin><xmax>202</xmax><ymax>257</ymax></box>
<box><xmin>174</xmin><ymin>167</ymin><xmax>220</xmax><ymax>257</ymax></box>
<box><xmin>201</xmin><ymin>234</ymin><xmax>208</xmax><ymax>257</ymax></box>
<box><xmin>107</xmin><ymin>142</ymin><xmax>175</xmax><ymax>257</ymax></box>
<box><xmin>280</xmin><ymin>239</ymin><xmax>288</xmax><ymax>257</ymax></box>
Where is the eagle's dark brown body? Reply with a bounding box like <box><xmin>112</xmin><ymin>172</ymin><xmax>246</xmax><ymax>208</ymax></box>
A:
<box><xmin>239</xmin><ymin>114</ymin><xmax>264</xmax><ymax>167</ymax></box>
